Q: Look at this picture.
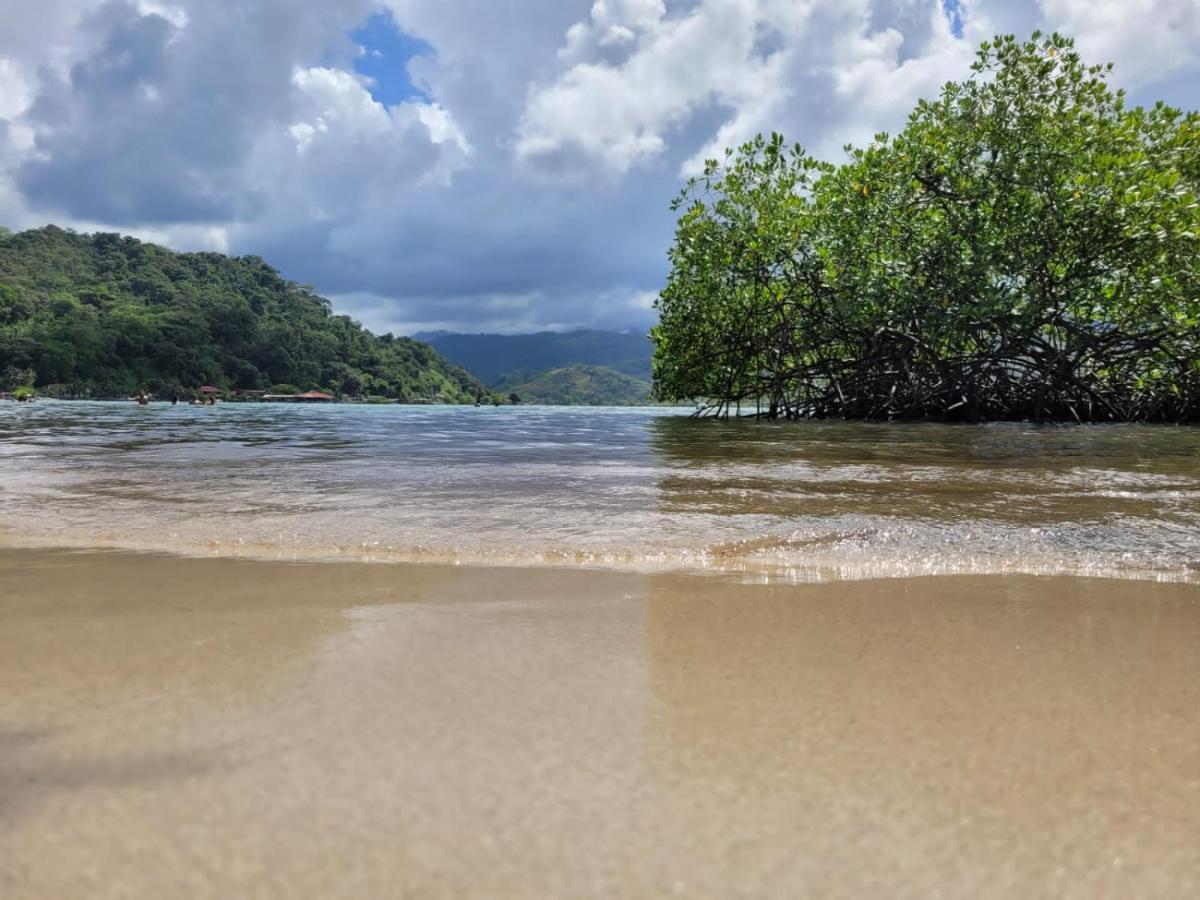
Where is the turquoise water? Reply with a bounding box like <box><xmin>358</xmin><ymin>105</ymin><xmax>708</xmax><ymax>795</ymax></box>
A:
<box><xmin>0</xmin><ymin>400</ymin><xmax>1197</xmax><ymax>582</ymax></box>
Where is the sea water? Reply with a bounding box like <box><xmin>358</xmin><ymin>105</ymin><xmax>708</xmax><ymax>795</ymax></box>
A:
<box><xmin>0</xmin><ymin>401</ymin><xmax>1196</xmax><ymax>582</ymax></box>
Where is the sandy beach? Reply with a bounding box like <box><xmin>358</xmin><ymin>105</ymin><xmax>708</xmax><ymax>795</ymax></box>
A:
<box><xmin>2</xmin><ymin>548</ymin><xmax>1198</xmax><ymax>897</ymax></box>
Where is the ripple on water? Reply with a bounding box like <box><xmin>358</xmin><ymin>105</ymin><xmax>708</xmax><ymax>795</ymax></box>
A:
<box><xmin>0</xmin><ymin>401</ymin><xmax>1197</xmax><ymax>583</ymax></box>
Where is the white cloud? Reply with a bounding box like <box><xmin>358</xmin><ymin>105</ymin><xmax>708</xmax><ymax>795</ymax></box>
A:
<box><xmin>0</xmin><ymin>0</ymin><xmax>1197</xmax><ymax>332</ymax></box>
<box><xmin>133</xmin><ymin>0</ymin><xmax>187</xmax><ymax>30</ymax></box>
<box><xmin>269</xmin><ymin>65</ymin><xmax>470</xmax><ymax>217</ymax></box>
<box><xmin>1038</xmin><ymin>0</ymin><xmax>1200</xmax><ymax>88</ymax></box>
<box><xmin>290</xmin><ymin>66</ymin><xmax>396</xmax><ymax>142</ymax></box>
<box><xmin>0</xmin><ymin>58</ymin><xmax>34</xmax><ymax>120</ymax></box>
<box><xmin>560</xmin><ymin>0</ymin><xmax>666</xmax><ymax>63</ymax></box>
<box><xmin>517</xmin><ymin>0</ymin><xmax>770</xmax><ymax>175</ymax></box>
<box><xmin>415</xmin><ymin>102</ymin><xmax>470</xmax><ymax>154</ymax></box>
<box><xmin>515</xmin><ymin>0</ymin><xmax>986</xmax><ymax>177</ymax></box>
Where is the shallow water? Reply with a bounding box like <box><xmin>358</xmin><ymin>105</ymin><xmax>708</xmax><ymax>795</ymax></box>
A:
<box><xmin>0</xmin><ymin>401</ymin><xmax>1197</xmax><ymax>581</ymax></box>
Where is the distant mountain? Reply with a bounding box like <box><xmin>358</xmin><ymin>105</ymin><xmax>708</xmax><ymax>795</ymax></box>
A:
<box><xmin>415</xmin><ymin>329</ymin><xmax>652</xmax><ymax>384</ymax></box>
<box><xmin>493</xmin><ymin>365</ymin><xmax>652</xmax><ymax>406</ymax></box>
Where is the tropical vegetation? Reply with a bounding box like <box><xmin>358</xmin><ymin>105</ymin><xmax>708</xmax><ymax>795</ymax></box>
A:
<box><xmin>652</xmin><ymin>34</ymin><xmax>1200</xmax><ymax>422</ymax></box>
<box><xmin>0</xmin><ymin>226</ymin><xmax>487</xmax><ymax>401</ymax></box>
<box><xmin>422</xmin><ymin>329</ymin><xmax>654</xmax><ymax>404</ymax></box>
<box><xmin>491</xmin><ymin>365</ymin><xmax>652</xmax><ymax>405</ymax></box>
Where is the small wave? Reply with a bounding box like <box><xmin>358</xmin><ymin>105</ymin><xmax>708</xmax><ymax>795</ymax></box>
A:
<box><xmin>1</xmin><ymin>523</ymin><xmax>1195</xmax><ymax>586</ymax></box>
<box><xmin>2</xmin><ymin>404</ymin><xmax>1197</xmax><ymax>585</ymax></box>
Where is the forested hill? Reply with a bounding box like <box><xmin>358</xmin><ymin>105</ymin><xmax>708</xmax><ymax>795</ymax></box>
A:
<box><xmin>416</xmin><ymin>329</ymin><xmax>652</xmax><ymax>383</ymax></box>
<box><xmin>0</xmin><ymin>226</ymin><xmax>486</xmax><ymax>401</ymax></box>
<box><xmin>491</xmin><ymin>365</ymin><xmax>652</xmax><ymax>406</ymax></box>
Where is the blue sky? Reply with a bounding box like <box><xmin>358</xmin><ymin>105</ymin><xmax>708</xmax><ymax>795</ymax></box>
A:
<box><xmin>942</xmin><ymin>0</ymin><xmax>964</xmax><ymax>37</ymax></box>
<box><xmin>0</xmin><ymin>0</ymin><xmax>1197</xmax><ymax>335</ymax></box>
<box><xmin>352</xmin><ymin>12</ymin><xmax>431</xmax><ymax>106</ymax></box>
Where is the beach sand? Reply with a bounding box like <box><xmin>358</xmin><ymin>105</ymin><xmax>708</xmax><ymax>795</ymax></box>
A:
<box><xmin>2</xmin><ymin>548</ymin><xmax>1198</xmax><ymax>897</ymax></box>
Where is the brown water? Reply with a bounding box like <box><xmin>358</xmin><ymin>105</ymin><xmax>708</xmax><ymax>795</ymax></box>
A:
<box><xmin>2</xmin><ymin>549</ymin><xmax>1199</xmax><ymax>897</ymax></box>
<box><xmin>0</xmin><ymin>402</ymin><xmax>1197</xmax><ymax>582</ymax></box>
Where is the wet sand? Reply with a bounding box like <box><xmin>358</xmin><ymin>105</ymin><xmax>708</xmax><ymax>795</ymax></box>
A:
<box><xmin>2</xmin><ymin>549</ymin><xmax>1199</xmax><ymax>897</ymax></box>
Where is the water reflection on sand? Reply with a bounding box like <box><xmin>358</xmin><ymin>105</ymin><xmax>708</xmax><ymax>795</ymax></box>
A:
<box><xmin>2</xmin><ymin>550</ymin><xmax>1199</xmax><ymax>897</ymax></box>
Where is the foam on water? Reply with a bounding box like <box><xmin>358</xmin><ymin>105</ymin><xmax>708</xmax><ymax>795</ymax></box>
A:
<box><xmin>1</xmin><ymin>400</ymin><xmax>1197</xmax><ymax>583</ymax></box>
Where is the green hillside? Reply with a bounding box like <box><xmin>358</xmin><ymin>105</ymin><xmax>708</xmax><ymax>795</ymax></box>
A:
<box><xmin>493</xmin><ymin>365</ymin><xmax>652</xmax><ymax>405</ymax></box>
<box><xmin>0</xmin><ymin>226</ymin><xmax>486</xmax><ymax>402</ymax></box>
<box><xmin>417</xmin><ymin>330</ymin><xmax>652</xmax><ymax>383</ymax></box>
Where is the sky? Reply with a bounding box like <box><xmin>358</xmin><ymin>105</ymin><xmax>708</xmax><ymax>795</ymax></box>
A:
<box><xmin>0</xmin><ymin>1</ymin><xmax>1197</xmax><ymax>336</ymax></box>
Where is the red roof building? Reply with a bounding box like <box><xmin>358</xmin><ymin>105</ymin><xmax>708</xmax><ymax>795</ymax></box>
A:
<box><xmin>198</xmin><ymin>385</ymin><xmax>222</xmax><ymax>394</ymax></box>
